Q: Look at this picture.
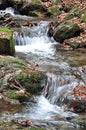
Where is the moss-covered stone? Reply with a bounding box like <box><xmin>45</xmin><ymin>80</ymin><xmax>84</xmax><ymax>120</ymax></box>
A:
<box><xmin>0</xmin><ymin>56</ymin><xmax>47</xmax><ymax>103</ymax></box>
<box><xmin>0</xmin><ymin>26</ymin><xmax>15</xmax><ymax>55</ymax></box>
<box><xmin>8</xmin><ymin>69</ymin><xmax>46</xmax><ymax>94</ymax></box>
<box><xmin>19</xmin><ymin>2</ymin><xmax>47</xmax><ymax>15</ymax></box>
<box><xmin>3</xmin><ymin>89</ymin><xmax>30</xmax><ymax>102</ymax></box>
<box><xmin>53</xmin><ymin>21</ymin><xmax>83</xmax><ymax>42</ymax></box>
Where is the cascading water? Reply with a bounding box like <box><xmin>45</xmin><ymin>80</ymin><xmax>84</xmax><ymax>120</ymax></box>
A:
<box><xmin>0</xmin><ymin>7</ymin><xmax>86</xmax><ymax>130</ymax></box>
<box><xmin>13</xmin><ymin>21</ymin><xmax>85</xmax><ymax>130</ymax></box>
<box><xmin>14</xmin><ymin>21</ymin><xmax>56</xmax><ymax>57</ymax></box>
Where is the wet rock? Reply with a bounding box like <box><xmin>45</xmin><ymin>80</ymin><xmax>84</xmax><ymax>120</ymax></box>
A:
<box><xmin>0</xmin><ymin>27</ymin><xmax>15</xmax><ymax>55</ymax></box>
<box><xmin>53</xmin><ymin>21</ymin><xmax>83</xmax><ymax>43</ymax></box>
<box><xmin>47</xmin><ymin>22</ymin><xmax>55</xmax><ymax>37</ymax></box>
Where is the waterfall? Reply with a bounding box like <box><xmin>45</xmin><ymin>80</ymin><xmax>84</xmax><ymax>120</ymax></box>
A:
<box><xmin>13</xmin><ymin>21</ymin><xmax>56</xmax><ymax>56</ymax></box>
<box><xmin>45</xmin><ymin>73</ymin><xmax>78</xmax><ymax>105</ymax></box>
<box><xmin>13</xmin><ymin>21</ymin><xmax>81</xmax><ymax>127</ymax></box>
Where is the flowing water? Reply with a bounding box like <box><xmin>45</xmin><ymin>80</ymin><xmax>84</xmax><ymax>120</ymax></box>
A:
<box><xmin>0</xmin><ymin>8</ymin><xmax>86</xmax><ymax>129</ymax></box>
<box><xmin>13</xmin><ymin>21</ymin><xmax>86</xmax><ymax>130</ymax></box>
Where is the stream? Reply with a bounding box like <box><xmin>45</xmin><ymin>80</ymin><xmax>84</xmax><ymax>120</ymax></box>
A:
<box><xmin>0</xmin><ymin>8</ymin><xmax>86</xmax><ymax>130</ymax></box>
<box><xmin>13</xmin><ymin>21</ymin><xmax>86</xmax><ymax>130</ymax></box>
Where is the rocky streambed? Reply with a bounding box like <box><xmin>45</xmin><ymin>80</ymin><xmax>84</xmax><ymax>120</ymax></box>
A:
<box><xmin>0</xmin><ymin>0</ymin><xmax>86</xmax><ymax>130</ymax></box>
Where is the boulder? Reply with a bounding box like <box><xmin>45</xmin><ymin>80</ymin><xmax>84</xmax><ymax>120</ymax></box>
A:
<box><xmin>0</xmin><ymin>56</ymin><xmax>47</xmax><ymax>103</ymax></box>
<box><xmin>70</xmin><ymin>85</ymin><xmax>86</xmax><ymax>112</ymax></box>
<box><xmin>53</xmin><ymin>22</ymin><xmax>83</xmax><ymax>43</ymax></box>
<box><xmin>0</xmin><ymin>27</ymin><xmax>15</xmax><ymax>55</ymax></box>
<box><xmin>19</xmin><ymin>3</ymin><xmax>48</xmax><ymax>16</ymax></box>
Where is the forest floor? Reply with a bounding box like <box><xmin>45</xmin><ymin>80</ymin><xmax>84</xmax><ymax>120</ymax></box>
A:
<box><xmin>41</xmin><ymin>0</ymin><xmax>86</xmax><ymax>44</ymax></box>
<box><xmin>57</xmin><ymin>0</ymin><xmax>86</xmax><ymax>44</ymax></box>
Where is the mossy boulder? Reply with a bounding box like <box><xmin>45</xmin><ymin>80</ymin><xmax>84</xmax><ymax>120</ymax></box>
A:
<box><xmin>53</xmin><ymin>22</ymin><xmax>83</xmax><ymax>43</ymax></box>
<box><xmin>0</xmin><ymin>56</ymin><xmax>47</xmax><ymax>103</ymax></box>
<box><xmin>0</xmin><ymin>27</ymin><xmax>15</xmax><ymax>55</ymax></box>
<box><xmin>19</xmin><ymin>3</ymin><xmax>47</xmax><ymax>16</ymax></box>
<box><xmin>8</xmin><ymin>69</ymin><xmax>46</xmax><ymax>94</ymax></box>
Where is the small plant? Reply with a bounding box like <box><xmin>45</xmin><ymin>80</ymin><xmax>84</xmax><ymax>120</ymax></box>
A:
<box><xmin>65</xmin><ymin>6</ymin><xmax>79</xmax><ymax>20</ymax></box>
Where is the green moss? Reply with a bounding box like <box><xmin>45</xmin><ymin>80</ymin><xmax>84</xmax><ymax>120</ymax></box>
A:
<box><xmin>0</xmin><ymin>27</ymin><xmax>15</xmax><ymax>55</ymax></box>
<box><xmin>27</xmin><ymin>127</ymin><xmax>44</xmax><ymax>130</ymax></box>
<box><xmin>0</xmin><ymin>56</ymin><xmax>27</xmax><ymax>70</ymax></box>
<box><xmin>31</xmin><ymin>0</ymin><xmax>40</xmax><ymax>4</ymax></box>
<box><xmin>53</xmin><ymin>21</ymin><xmax>82</xmax><ymax>42</ymax></box>
<box><xmin>0</xmin><ymin>56</ymin><xmax>46</xmax><ymax>103</ymax></box>
<box><xmin>3</xmin><ymin>90</ymin><xmax>30</xmax><ymax>102</ymax></box>
<box><xmin>8</xmin><ymin>70</ymin><xmax>46</xmax><ymax>94</ymax></box>
<box><xmin>65</xmin><ymin>6</ymin><xmax>78</xmax><ymax>20</ymax></box>
<box><xmin>48</xmin><ymin>6</ymin><xmax>61</xmax><ymax>16</ymax></box>
<box><xmin>0</xmin><ymin>26</ymin><xmax>13</xmax><ymax>39</ymax></box>
<box><xmin>66</xmin><ymin>41</ymin><xmax>79</xmax><ymax>49</ymax></box>
<box><xmin>82</xmin><ymin>13</ymin><xmax>86</xmax><ymax>23</ymax></box>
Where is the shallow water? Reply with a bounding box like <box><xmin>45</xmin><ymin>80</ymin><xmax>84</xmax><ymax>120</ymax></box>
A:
<box><xmin>0</xmin><ymin>8</ymin><xmax>86</xmax><ymax>129</ymax></box>
<box><xmin>13</xmin><ymin>21</ymin><xmax>86</xmax><ymax>129</ymax></box>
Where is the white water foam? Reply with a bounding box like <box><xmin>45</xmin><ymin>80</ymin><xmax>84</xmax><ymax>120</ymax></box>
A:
<box><xmin>14</xmin><ymin>21</ymin><xmax>57</xmax><ymax>57</ymax></box>
<box><xmin>14</xmin><ymin>95</ymin><xmax>78</xmax><ymax>121</ymax></box>
<box><xmin>0</xmin><ymin>7</ymin><xmax>14</xmax><ymax>16</ymax></box>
